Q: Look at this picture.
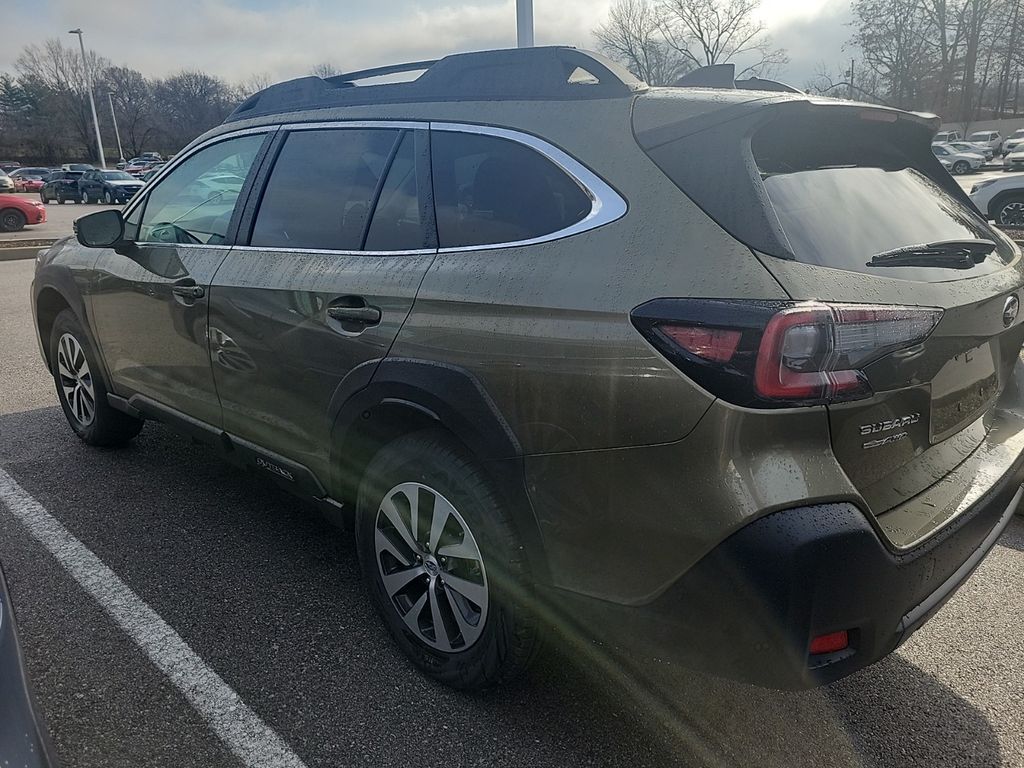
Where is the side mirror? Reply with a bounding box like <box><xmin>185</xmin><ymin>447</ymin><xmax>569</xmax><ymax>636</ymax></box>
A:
<box><xmin>75</xmin><ymin>209</ymin><xmax>125</xmax><ymax>248</ymax></box>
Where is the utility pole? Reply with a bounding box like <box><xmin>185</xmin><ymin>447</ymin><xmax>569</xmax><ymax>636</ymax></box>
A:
<box><xmin>517</xmin><ymin>0</ymin><xmax>534</xmax><ymax>48</ymax></box>
<box><xmin>68</xmin><ymin>28</ymin><xmax>106</xmax><ymax>169</ymax></box>
<box><xmin>107</xmin><ymin>91</ymin><xmax>125</xmax><ymax>164</ymax></box>
<box><xmin>846</xmin><ymin>58</ymin><xmax>855</xmax><ymax>100</ymax></box>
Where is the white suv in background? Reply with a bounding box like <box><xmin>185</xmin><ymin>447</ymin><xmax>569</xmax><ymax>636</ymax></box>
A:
<box><xmin>968</xmin><ymin>130</ymin><xmax>1004</xmax><ymax>155</ymax></box>
<box><xmin>971</xmin><ymin>175</ymin><xmax>1024</xmax><ymax>227</ymax></box>
<box><xmin>1003</xmin><ymin>129</ymin><xmax>1024</xmax><ymax>156</ymax></box>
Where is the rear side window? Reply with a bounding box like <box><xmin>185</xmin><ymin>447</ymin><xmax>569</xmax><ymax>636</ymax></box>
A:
<box><xmin>430</xmin><ymin>131</ymin><xmax>592</xmax><ymax>249</ymax></box>
<box><xmin>251</xmin><ymin>128</ymin><xmax>398</xmax><ymax>250</ymax></box>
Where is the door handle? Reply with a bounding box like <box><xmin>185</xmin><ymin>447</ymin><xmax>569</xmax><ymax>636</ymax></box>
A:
<box><xmin>172</xmin><ymin>279</ymin><xmax>205</xmax><ymax>300</ymax></box>
<box><xmin>327</xmin><ymin>301</ymin><xmax>381</xmax><ymax>326</ymax></box>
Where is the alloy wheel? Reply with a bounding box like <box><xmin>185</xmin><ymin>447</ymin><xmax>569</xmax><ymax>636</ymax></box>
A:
<box><xmin>57</xmin><ymin>333</ymin><xmax>96</xmax><ymax>426</ymax></box>
<box><xmin>998</xmin><ymin>201</ymin><xmax>1024</xmax><ymax>228</ymax></box>
<box><xmin>374</xmin><ymin>482</ymin><xmax>488</xmax><ymax>652</ymax></box>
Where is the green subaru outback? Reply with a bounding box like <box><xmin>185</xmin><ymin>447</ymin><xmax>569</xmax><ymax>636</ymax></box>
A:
<box><xmin>32</xmin><ymin>47</ymin><xmax>1024</xmax><ymax>690</ymax></box>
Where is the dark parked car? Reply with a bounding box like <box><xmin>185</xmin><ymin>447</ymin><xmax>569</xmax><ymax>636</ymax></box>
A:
<box><xmin>78</xmin><ymin>170</ymin><xmax>143</xmax><ymax>204</ymax></box>
<box><xmin>0</xmin><ymin>562</ymin><xmax>57</xmax><ymax>767</ymax></box>
<box><xmin>34</xmin><ymin>47</ymin><xmax>1024</xmax><ymax>691</ymax></box>
<box><xmin>39</xmin><ymin>171</ymin><xmax>84</xmax><ymax>204</ymax></box>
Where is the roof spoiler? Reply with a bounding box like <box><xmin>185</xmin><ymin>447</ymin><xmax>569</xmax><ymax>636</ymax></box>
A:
<box><xmin>674</xmin><ymin>63</ymin><xmax>802</xmax><ymax>94</ymax></box>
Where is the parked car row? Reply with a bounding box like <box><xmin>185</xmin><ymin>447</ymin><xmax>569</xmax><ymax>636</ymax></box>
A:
<box><xmin>934</xmin><ymin>128</ymin><xmax>1024</xmax><ymax>156</ymax></box>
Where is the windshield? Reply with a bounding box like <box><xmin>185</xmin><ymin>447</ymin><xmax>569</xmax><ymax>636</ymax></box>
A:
<box><xmin>102</xmin><ymin>171</ymin><xmax>135</xmax><ymax>180</ymax></box>
<box><xmin>968</xmin><ymin>132</ymin><xmax>992</xmax><ymax>141</ymax></box>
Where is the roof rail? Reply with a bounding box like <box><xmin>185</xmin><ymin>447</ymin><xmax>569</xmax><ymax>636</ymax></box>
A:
<box><xmin>227</xmin><ymin>46</ymin><xmax>648</xmax><ymax>123</ymax></box>
<box><xmin>673</xmin><ymin>63</ymin><xmax>802</xmax><ymax>94</ymax></box>
<box><xmin>324</xmin><ymin>60</ymin><xmax>439</xmax><ymax>86</ymax></box>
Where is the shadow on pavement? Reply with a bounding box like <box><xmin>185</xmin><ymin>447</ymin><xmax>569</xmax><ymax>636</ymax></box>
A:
<box><xmin>0</xmin><ymin>406</ymin><xmax>1004</xmax><ymax>768</ymax></box>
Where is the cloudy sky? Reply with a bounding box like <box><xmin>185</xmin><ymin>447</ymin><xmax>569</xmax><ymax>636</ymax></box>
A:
<box><xmin>5</xmin><ymin>0</ymin><xmax>852</xmax><ymax>88</ymax></box>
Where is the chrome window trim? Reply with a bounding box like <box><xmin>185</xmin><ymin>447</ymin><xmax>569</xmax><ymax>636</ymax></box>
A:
<box><xmin>429</xmin><ymin>121</ymin><xmax>628</xmax><ymax>253</ymax></box>
<box><xmin>124</xmin><ymin>120</ymin><xmax>627</xmax><ymax>255</ymax></box>
<box><xmin>279</xmin><ymin>120</ymin><xmax>429</xmax><ymax>132</ymax></box>
<box><xmin>230</xmin><ymin>245</ymin><xmax>436</xmax><ymax>257</ymax></box>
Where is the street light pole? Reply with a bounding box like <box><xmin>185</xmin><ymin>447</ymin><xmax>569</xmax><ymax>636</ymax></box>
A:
<box><xmin>68</xmin><ymin>28</ymin><xmax>106</xmax><ymax>169</ymax></box>
<box><xmin>516</xmin><ymin>0</ymin><xmax>534</xmax><ymax>48</ymax></box>
<box><xmin>107</xmin><ymin>91</ymin><xmax>125</xmax><ymax>164</ymax></box>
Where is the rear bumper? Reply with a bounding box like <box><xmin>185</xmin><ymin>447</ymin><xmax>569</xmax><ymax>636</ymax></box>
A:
<box><xmin>547</xmin><ymin>451</ymin><xmax>1023</xmax><ymax>690</ymax></box>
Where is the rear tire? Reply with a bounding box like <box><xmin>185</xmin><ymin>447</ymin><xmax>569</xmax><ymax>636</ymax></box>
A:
<box><xmin>355</xmin><ymin>429</ymin><xmax>539</xmax><ymax>689</ymax></box>
<box><xmin>81</xmin><ymin>190</ymin><xmax>90</xmax><ymax>204</ymax></box>
<box><xmin>49</xmin><ymin>309</ymin><xmax>144</xmax><ymax>447</ymax></box>
<box><xmin>0</xmin><ymin>208</ymin><xmax>26</xmax><ymax>232</ymax></box>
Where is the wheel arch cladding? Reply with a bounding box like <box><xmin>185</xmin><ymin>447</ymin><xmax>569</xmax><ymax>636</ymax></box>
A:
<box><xmin>328</xmin><ymin>358</ymin><xmax>550</xmax><ymax>583</ymax></box>
<box><xmin>35</xmin><ymin>286</ymin><xmax>74</xmax><ymax>367</ymax></box>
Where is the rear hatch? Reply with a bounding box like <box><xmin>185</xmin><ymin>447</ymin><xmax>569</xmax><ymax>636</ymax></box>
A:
<box><xmin>635</xmin><ymin>94</ymin><xmax>1024</xmax><ymax>548</ymax></box>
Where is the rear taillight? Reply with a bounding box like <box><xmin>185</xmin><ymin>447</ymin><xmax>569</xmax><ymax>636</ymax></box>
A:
<box><xmin>632</xmin><ymin>299</ymin><xmax>942</xmax><ymax>407</ymax></box>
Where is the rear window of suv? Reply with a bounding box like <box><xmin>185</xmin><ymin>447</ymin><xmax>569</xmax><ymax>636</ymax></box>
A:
<box><xmin>637</xmin><ymin>104</ymin><xmax>1016</xmax><ymax>283</ymax></box>
<box><xmin>752</xmin><ymin>117</ymin><xmax>1016</xmax><ymax>280</ymax></box>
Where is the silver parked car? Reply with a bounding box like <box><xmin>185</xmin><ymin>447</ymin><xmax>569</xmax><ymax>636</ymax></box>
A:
<box><xmin>932</xmin><ymin>143</ymin><xmax>985</xmax><ymax>174</ymax></box>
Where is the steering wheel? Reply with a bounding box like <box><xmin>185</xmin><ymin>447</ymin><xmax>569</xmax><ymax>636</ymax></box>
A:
<box><xmin>149</xmin><ymin>222</ymin><xmax>201</xmax><ymax>244</ymax></box>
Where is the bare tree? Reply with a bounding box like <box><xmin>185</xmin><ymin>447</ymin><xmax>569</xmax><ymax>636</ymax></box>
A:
<box><xmin>100</xmin><ymin>66</ymin><xmax>155</xmax><ymax>157</ymax></box>
<box><xmin>15</xmin><ymin>39</ymin><xmax>111</xmax><ymax>156</ymax></box>
<box><xmin>594</xmin><ymin>0</ymin><xmax>688</xmax><ymax>84</ymax></box>
<box><xmin>238</xmin><ymin>72</ymin><xmax>273</xmax><ymax>97</ymax></box>
<box><xmin>657</xmin><ymin>0</ymin><xmax>788</xmax><ymax>78</ymax></box>
<box><xmin>310</xmin><ymin>62</ymin><xmax>340</xmax><ymax>79</ymax></box>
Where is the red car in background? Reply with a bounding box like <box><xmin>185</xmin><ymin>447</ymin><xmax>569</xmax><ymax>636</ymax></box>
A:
<box><xmin>9</xmin><ymin>167</ymin><xmax>53</xmax><ymax>192</ymax></box>
<box><xmin>0</xmin><ymin>194</ymin><xmax>46</xmax><ymax>232</ymax></box>
<box><xmin>14</xmin><ymin>176</ymin><xmax>46</xmax><ymax>193</ymax></box>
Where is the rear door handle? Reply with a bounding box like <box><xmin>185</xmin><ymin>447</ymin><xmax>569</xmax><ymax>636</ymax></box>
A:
<box><xmin>327</xmin><ymin>301</ymin><xmax>381</xmax><ymax>326</ymax></box>
<box><xmin>172</xmin><ymin>278</ymin><xmax>205</xmax><ymax>300</ymax></box>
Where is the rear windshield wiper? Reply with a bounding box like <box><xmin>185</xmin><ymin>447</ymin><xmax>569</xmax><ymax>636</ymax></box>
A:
<box><xmin>867</xmin><ymin>239</ymin><xmax>996</xmax><ymax>269</ymax></box>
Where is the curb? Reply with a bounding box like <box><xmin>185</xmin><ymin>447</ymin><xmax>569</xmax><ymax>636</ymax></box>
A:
<box><xmin>0</xmin><ymin>245</ymin><xmax>51</xmax><ymax>262</ymax></box>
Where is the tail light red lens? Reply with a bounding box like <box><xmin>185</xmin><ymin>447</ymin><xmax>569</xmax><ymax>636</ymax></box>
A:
<box><xmin>753</xmin><ymin>303</ymin><xmax>941</xmax><ymax>403</ymax></box>
<box><xmin>660</xmin><ymin>325</ymin><xmax>742</xmax><ymax>363</ymax></box>
<box><xmin>632</xmin><ymin>299</ymin><xmax>943</xmax><ymax>408</ymax></box>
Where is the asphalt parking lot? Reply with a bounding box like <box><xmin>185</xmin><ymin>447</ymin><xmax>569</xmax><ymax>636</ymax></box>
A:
<box><xmin>2</xmin><ymin>186</ymin><xmax>1024</xmax><ymax>767</ymax></box>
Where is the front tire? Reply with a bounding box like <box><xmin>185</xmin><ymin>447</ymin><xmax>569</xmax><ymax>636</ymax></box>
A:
<box><xmin>104</xmin><ymin>189</ymin><xmax>114</xmax><ymax>204</ymax></box>
<box><xmin>952</xmin><ymin>160</ymin><xmax>970</xmax><ymax>175</ymax></box>
<box><xmin>355</xmin><ymin>430</ymin><xmax>539</xmax><ymax>689</ymax></box>
<box><xmin>81</xmin><ymin>190</ymin><xmax>90</xmax><ymax>204</ymax></box>
<box><xmin>994</xmin><ymin>195</ymin><xmax>1024</xmax><ymax>228</ymax></box>
<box><xmin>49</xmin><ymin>310</ymin><xmax>144</xmax><ymax>447</ymax></box>
<box><xmin>0</xmin><ymin>208</ymin><xmax>26</xmax><ymax>232</ymax></box>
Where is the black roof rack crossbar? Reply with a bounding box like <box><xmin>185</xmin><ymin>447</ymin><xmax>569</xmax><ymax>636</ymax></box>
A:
<box><xmin>226</xmin><ymin>46</ymin><xmax>649</xmax><ymax>122</ymax></box>
<box><xmin>326</xmin><ymin>59</ymin><xmax>439</xmax><ymax>86</ymax></box>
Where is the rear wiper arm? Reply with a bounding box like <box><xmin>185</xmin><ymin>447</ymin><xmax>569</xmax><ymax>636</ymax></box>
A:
<box><xmin>867</xmin><ymin>239</ymin><xmax>996</xmax><ymax>269</ymax></box>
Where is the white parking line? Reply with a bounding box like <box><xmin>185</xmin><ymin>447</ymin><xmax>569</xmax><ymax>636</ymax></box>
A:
<box><xmin>0</xmin><ymin>466</ymin><xmax>309</xmax><ymax>768</ymax></box>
